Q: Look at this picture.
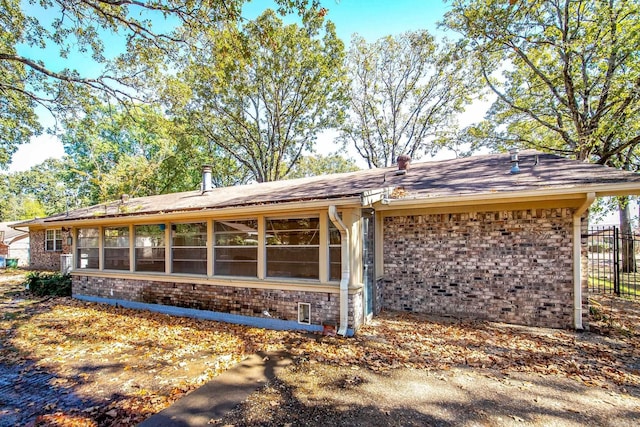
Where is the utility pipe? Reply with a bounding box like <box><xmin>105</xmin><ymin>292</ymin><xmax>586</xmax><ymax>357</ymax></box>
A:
<box><xmin>573</xmin><ymin>192</ymin><xmax>595</xmax><ymax>330</ymax></box>
<box><xmin>329</xmin><ymin>205</ymin><xmax>350</xmax><ymax>336</ymax></box>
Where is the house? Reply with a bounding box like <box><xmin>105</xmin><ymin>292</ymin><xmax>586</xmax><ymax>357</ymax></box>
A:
<box><xmin>0</xmin><ymin>221</ymin><xmax>30</xmax><ymax>267</ymax></box>
<box><xmin>19</xmin><ymin>150</ymin><xmax>640</xmax><ymax>335</ymax></box>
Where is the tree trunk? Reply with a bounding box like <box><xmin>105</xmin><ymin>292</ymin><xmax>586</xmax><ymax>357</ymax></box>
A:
<box><xmin>618</xmin><ymin>197</ymin><xmax>637</xmax><ymax>273</ymax></box>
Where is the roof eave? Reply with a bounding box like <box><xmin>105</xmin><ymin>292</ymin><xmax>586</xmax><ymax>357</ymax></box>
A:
<box><xmin>375</xmin><ymin>182</ymin><xmax>640</xmax><ymax>210</ymax></box>
<box><xmin>33</xmin><ymin>196</ymin><xmax>364</xmax><ymax>227</ymax></box>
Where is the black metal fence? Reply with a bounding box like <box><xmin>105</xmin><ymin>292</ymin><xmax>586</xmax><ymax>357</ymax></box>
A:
<box><xmin>588</xmin><ymin>226</ymin><xmax>640</xmax><ymax>298</ymax></box>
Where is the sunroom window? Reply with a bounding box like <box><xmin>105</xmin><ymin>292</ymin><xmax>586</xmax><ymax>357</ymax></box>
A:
<box><xmin>76</xmin><ymin>228</ymin><xmax>99</xmax><ymax>269</ymax></box>
<box><xmin>135</xmin><ymin>224</ymin><xmax>165</xmax><ymax>272</ymax></box>
<box><xmin>172</xmin><ymin>222</ymin><xmax>207</xmax><ymax>275</ymax></box>
<box><xmin>266</xmin><ymin>217</ymin><xmax>319</xmax><ymax>279</ymax></box>
<box><xmin>214</xmin><ymin>220</ymin><xmax>258</xmax><ymax>277</ymax></box>
<box><xmin>104</xmin><ymin>226</ymin><xmax>130</xmax><ymax>271</ymax></box>
<box><xmin>329</xmin><ymin>218</ymin><xmax>342</xmax><ymax>281</ymax></box>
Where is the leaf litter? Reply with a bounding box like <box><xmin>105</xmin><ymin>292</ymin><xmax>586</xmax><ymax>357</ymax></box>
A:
<box><xmin>1</xmin><ymin>270</ymin><xmax>640</xmax><ymax>426</ymax></box>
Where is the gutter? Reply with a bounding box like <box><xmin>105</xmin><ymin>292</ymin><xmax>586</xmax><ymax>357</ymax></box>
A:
<box><xmin>573</xmin><ymin>192</ymin><xmax>596</xmax><ymax>330</ymax></box>
<box><xmin>36</xmin><ymin>196</ymin><xmax>363</xmax><ymax>228</ymax></box>
<box><xmin>328</xmin><ymin>205</ymin><xmax>350</xmax><ymax>336</ymax></box>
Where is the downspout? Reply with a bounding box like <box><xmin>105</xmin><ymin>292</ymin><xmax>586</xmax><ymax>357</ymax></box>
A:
<box><xmin>329</xmin><ymin>205</ymin><xmax>350</xmax><ymax>336</ymax></box>
<box><xmin>573</xmin><ymin>192</ymin><xmax>596</xmax><ymax>330</ymax></box>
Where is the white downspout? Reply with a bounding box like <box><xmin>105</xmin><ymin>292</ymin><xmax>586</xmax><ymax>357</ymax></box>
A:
<box><xmin>329</xmin><ymin>205</ymin><xmax>350</xmax><ymax>336</ymax></box>
<box><xmin>573</xmin><ymin>192</ymin><xmax>596</xmax><ymax>330</ymax></box>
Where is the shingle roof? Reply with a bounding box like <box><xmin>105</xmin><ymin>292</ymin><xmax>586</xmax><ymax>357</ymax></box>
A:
<box><xmin>35</xmin><ymin>150</ymin><xmax>640</xmax><ymax>224</ymax></box>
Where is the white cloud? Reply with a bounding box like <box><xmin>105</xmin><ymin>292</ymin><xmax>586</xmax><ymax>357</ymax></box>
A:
<box><xmin>9</xmin><ymin>134</ymin><xmax>65</xmax><ymax>172</ymax></box>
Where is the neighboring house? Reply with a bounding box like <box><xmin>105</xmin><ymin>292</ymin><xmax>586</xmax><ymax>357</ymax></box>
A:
<box><xmin>0</xmin><ymin>221</ymin><xmax>30</xmax><ymax>266</ymax></box>
<box><xmin>17</xmin><ymin>151</ymin><xmax>640</xmax><ymax>335</ymax></box>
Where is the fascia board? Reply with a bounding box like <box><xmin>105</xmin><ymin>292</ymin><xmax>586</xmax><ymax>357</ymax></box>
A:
<box><xmin>38</xmin><ymin>196</ymin><xmax>363</xmax><ymax>228</ymax></box>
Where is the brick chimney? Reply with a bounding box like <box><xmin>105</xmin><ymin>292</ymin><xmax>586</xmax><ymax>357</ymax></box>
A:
<box><xmin>396</xmin><ymin>155</ymin><xmax>411</xmax><ymax>175</ymax></box>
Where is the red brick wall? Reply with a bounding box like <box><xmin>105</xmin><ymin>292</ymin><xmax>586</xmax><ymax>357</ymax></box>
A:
<box><xmin>29</xmin><ymin>229</ymin><xmax>72</xmax><ymax>270</ymax></box>
<box><xmin>379</xmin><ymin>208</ymin><xmax>585</xmax><ymax>329</ymax></box>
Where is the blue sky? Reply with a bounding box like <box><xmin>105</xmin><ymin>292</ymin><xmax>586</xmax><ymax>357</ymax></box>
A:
<box><xmin>10</xmin><ymin>0</ymin><xmax>456</xmax><ymax>172</ymax></box>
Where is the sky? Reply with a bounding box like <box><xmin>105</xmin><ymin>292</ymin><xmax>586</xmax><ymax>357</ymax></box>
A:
<box><xmin>9</xmin><ymin>0</ymin><xmax>481</xmax><ymax>173</ymax></box>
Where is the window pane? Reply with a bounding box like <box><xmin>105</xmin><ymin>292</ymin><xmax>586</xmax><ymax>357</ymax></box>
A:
<box><xmin>214</xmin><ymin>220</ymin><xmax>258</xmax><ymax>277</ymax></box>
<box><xmin>172</xmin><ymin>223</ymin><xmax>207</xmax><ymax>246</ymax></box>
<box><xmin>214</xmin><ymin>247</ymin><xmax>258</xmax><ymax>277</ymax></box>
<box><xmin>76</xmin><ymin>228</ymin><xmax>99</xmax><ymax>269</ymax></box>
<box><xmin>266</xmin><ymin>218</ymin><xmax>319</xmax><ymax>279</ymax></box>
<box><xmin>214</xmin><ymin>220</ymin><xmax>258</xmax><ymax>246</ymax></box>
<box><xmin>329</xmin><ymin>219</ymin><xmax>341</xmax><ymax>281</ymax></box>
<box><xmin>329</xmin><ymin>247</ymin><xmax>341</xmax><ymax>281</ymax></box>
<box><xmin>104</xmin><ymin>227</ymin><xmax>129</xmax><ymax>247</ymax></box>
<box><xmin>135</xmin><ymin>248</ymin><xmax>165</xmax><ymax>272</ymax></box>
<box><xmin>135</xmin><ymin>224</ymin><xmax>165</xmax><ymax>247</ymax></box>
<box><xmin>267</xmin><ymin>247</ymin><xmax>319</xmax><ymax>279</ymax></box>
<box><xmin>171</xmin><ymin>223</ymin><xmax>207</xmax><ymax>274</ymax></box>
<box><xmin>45</xmin><ymin>229</ymin><xmax>61</xmax><ymax>251</ymax></box>
<box><xmin>104</xmin><ymin>227</ymin><xmax>130</xmax><ymax>270</ymax></box>
<box><xmin>104</xmin><ymin>248</ymin><xmax>130</xmax><ymax>270</ymax></box>
<box><xmin>135</xmin><ymin>225</ymin><xmax>165</xmax><ymax>272</ymax></box>
<box><xmin>266</xmin><ymin>218</ymin><xmax>320</xmax><ymax>245</ymax></box>
<box><xmin>76</xmin><ymin>248</ymin><xmax>99</xmax><ymax>269</ymax></box>
<box><xmin>172</xmin><ymin>247</ymin><xmax>207</xmax><ymax>274</ymax></box>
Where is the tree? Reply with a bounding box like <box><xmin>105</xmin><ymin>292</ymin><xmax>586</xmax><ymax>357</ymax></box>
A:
<box><xmin>339</xmin><ymin>31</ymin><xmax>479</xmax><ymax>168</ymax></box>
<box><xmin>0</xmin><ymin>0</ymin><xmax>320</xmax><ymax>169</ymax></box>
<box><xmin>0</xmin><ymin>158</ymin><xmax>69</xmax><ymax>220</ymax></box>
<box><xmin>61</xmin><ymin>105</ymin><xmax>245</xmax><ymax>204</ymax></box>
<box><xmin>445</xmin><ymin>0</ymin><xmax>640</xmax><ymax>271</ymax></box>
<box><xmin>286</xmin><ymin>153</ymin><xmax>360</xmax><ymax>179</ymax></box>
<box><xmin>168</xmin><ymin>9</ymin><xmax>348</xmax><ymax>182</ymax></box>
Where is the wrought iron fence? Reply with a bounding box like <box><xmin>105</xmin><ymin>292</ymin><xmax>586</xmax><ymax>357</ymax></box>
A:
<box><xmin>588</xmin><ymin>226</ymin><xmax>640</xmax><ymax>298</ymax></box>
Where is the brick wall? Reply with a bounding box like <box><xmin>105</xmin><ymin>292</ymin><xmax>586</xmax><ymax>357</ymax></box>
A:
<box><xmin>379</xmin><ymin>208</ymin><xmax>583</xmax><ymax>329</ymax></box>
<box><xmin>29</xmin><ymin>229</ymin><xmax>72</xmax><ymax>270</ymax></box>
<box><xmin>73</xmin><ymin>275</ymin><xmax>362</xmax><ymax>329</ymax></box>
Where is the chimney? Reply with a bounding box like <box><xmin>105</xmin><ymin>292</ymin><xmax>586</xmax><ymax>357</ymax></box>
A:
<box><xmin>202</xmin><ymin>165</ymin><xmax>213</xmax><ymax>193</ymax></box>
<box><xmin>509</xmin><ymin>148</ymin><xmax>520</xmax><ymax>174</ymax></box>
<box><xmin>396</xmin><ymin>154</ymin><xmax>411</xmax><ymax>175</ymax></box>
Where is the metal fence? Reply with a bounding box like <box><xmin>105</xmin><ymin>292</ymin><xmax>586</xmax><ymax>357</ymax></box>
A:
<box><xmin>588</xmin><ymin>226</ymin><xmax>640</xmax><ymax>298</ymax></box>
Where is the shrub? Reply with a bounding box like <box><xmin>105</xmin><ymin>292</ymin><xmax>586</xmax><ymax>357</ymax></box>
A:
<box><xmin>24</xmin><ymin>271</ymin><xmax>72</xmax><ymax>297</ymax></box>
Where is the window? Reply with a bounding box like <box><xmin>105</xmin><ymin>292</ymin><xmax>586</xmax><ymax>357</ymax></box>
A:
<box><xmin>214</xmin><ymin>220</ymin><xmax>258</xmax><ymax>277</ymax></box>
<box><xmin>172</xmin><ymin>222</ymin><xmax>207</xmax><ymax>274</ymax></box>
<box><xmin>329</xmin><ymin>218</ymin><xmax>342</xmax><ymax>281</ymax></box>
<box><xmin>45</xmin><ymin>229</ymin><xmax>63</xmax><ymax>252</ymax></box>
<box><xmin>76</xmin><ymin>228</ymin><xmax>99</xmax><ymax>269</ymax></box>
<box><xmin>135</xmin><ymin>224</ymin><xmax>165</xmax><ymax>272</ymax></box>
<box><xmin>266</xmin><ymin>217</ymin><xmax>319</xmax><ymax>279</ymax></box>
<box><xmin>104</xmin><ymin>226</ymin><xmax>130</xmax><ymax>270</ymax></box>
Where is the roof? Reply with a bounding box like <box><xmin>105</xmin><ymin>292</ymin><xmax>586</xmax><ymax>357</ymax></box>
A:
<box><xmin>25</xmin><ymin>150</ymin><xmax>640</xmax><ymax>225</ymax></box>
<box><xmin>1</xmin><ymin>221</ymin><xmax>30</xmax><ymax>244</ymax></box>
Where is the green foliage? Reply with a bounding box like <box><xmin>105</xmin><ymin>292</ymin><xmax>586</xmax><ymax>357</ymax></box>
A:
<box><xmin>24</xmin><ymin>271</ymin><xmax>72</xmax><ymax>297</ymax></box>
<box><xmin>445</xmin><ymin>0</ymin><xmax>640</xmax><ymax>168</ymax></box>
<box><xmin>286</xmin><ymin>153</ymin><xmax>359</xmax><ymax>179</ymax></box>
<box><xmin>339</xmin><ymin>31</ymin><xmax>480</xmax><ymax>168</ymax></box>
<box><xmin>1</xmin><ymin>0</ymin><xmax>321</xmax><ymax>169</ymax></box>
<box><xmin>0</xmin><ymin>158</ymin><xmax>71</xmax><ymax>221</ymax></box>
<box><xmin>60</xmin><ymin>104</ymin><xmax>247</xmax><ymax>205</ymax></box>
<box><xmin>168</xmin><ymin>9</ymin><xmax>348</xmax><ymax>182</ymax></box>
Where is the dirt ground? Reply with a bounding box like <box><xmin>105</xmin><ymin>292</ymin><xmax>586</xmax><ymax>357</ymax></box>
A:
<box><xmin>1</xmin><ymin>269</ymin><xmax>640</xmax><ymax>426</ymax></box>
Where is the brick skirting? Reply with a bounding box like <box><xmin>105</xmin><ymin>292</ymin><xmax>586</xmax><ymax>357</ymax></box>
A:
<box><xmin>73</xmin><ymin>275</ymin><xmax>363</xmax><ymax>330</ymax></box>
